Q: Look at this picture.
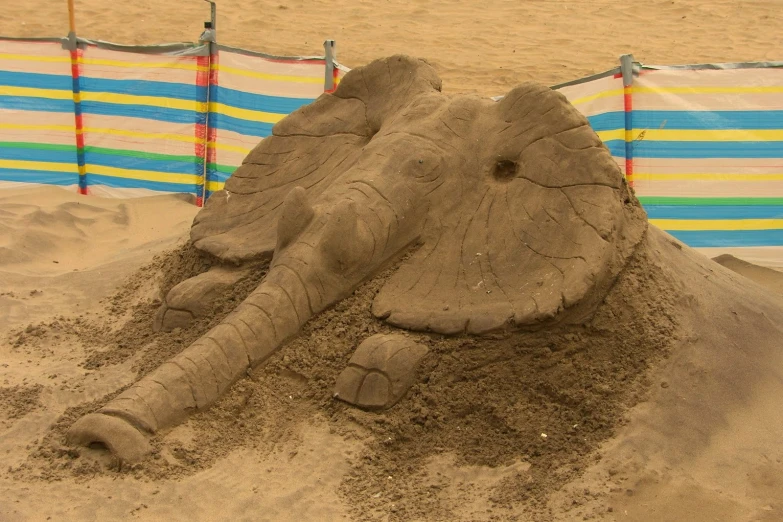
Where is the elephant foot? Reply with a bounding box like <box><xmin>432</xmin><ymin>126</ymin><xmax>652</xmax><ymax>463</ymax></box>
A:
<box><xmin>154</xmin><ymin>265</ymin><xmax>252</xmax><ymax>332</ymax></box>
<box><xmin>66</xmin><ymin>413</ymin><xmax>152</xmax><ymax>465</ymax></box>
<box><xmin>334</xmin><ymin>334</ymin><xmax>428</xmax><ymax>410</ymax></box>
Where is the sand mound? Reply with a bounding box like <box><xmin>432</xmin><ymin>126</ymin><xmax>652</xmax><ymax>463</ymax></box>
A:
<box><xmin>2</xmin><ymin>56</ymin><xmax>783</xmax><ymax>521</ymax></box>
<box><xmin>0</xmin><ymin>186</ymin><xmax>199</xmax><ymax>276</ymax></box>
<box><xmin>65</xmin><ymin>55</ymin><xmax>647</xmax><ymax>463</ymax></box>
<box><xmin>712</xmin><ymin>254</ymin><xmax>783</xmax><ymax>295</ymax></box>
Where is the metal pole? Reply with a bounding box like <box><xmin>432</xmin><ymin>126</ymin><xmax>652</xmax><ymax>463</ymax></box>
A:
<box><xmin>324</xmin><ymin>40</ymin><xmax>336</xmax><ymax>92</ymax></box>
<box><xmin>205</xmin><ymin>0</ymin><xmax>216</xmax><ymax>38</ymax></box>
<box><xmin>620</xmin><ymin>54</ymin><xmax>635</xmax><ymax>188</ymax></box>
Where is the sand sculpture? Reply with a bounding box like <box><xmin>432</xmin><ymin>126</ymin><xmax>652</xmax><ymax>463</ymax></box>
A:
<box><xmin>66</xmin><ymin>55</ymin><xmax>648</xmax><ymax>463</ymax></box>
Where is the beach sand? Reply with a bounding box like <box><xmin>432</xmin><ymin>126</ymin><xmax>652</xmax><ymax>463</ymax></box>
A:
<box><xmin>3</xmin><ymin>0</ymin><xmax>782</xmax><ymax>96</ymax></box>
<box><xmin>2</xmin><ymin>1</ymin><xmax>783</xmax><ymax>521</ymax></box>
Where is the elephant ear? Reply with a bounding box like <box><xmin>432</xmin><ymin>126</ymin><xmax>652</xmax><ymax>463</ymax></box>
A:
<box><xmin>191</xmin><ymin>55</ymin><xmax>441</xmax><ymax>263</ymax></box>
<box><xmin>372</xmin><ymin>83</ymin><xmax>647</xmax><ymax>334</ymax></box>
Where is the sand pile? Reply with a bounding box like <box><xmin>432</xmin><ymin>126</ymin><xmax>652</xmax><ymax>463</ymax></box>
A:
<box><xmin>713</xmin><ymin>254</ymin><xmax>783</xmax><ymax>295</ymax></box>
<box><xmin>2</xmin><ymin>57</ymin><xmax>783</xmax><ymax>521</ymax></box>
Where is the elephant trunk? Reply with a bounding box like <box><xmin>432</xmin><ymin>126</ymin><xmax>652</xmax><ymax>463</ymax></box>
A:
<box><xmin>65</xmin><ymin>263</ymin><xmax>319</xmax><ymax>463</ymax></box>
<box><xmin>66</xmin><ymin>189</ymin><xmax>401</xmax><ymax>463</ymax></box>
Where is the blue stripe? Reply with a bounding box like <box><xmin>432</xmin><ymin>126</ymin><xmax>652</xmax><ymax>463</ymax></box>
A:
<box><xmin>85</xmin><ymin>151</ymin><xmax>200</xmax><ymax>175</ymax></box>
<box><xmin>0</xmin><ymin>168</ymin><xmax>75</xmax><ymax>185</ymax></box>
<box><xmin>214</xmin><ymin>86</ymin><xmax>314</xmax><ymax>115</ymax></box>
<box><xmin>87</xmin><ymin>173</ymin><xmax>199</xmax><ymax>194</ymax></box>
<box><xmin>0</xmin><ymin>95</ymin><xmax>74</xmax><ymax>113</ymax></box>
<box><xmin>0</xmin><ymin>146</ymin><xmax>74</xmax><ymax>163</ymax></box>
<box><xmin>646</xmin><ymin>205</ymin><xmax>783</xmax><ymax>220</ymax></box>
<box><xmin>601</xmin><ymin>140</ymin><xmax>626</xmax><ymax>157</ymax></box>
<box><xmin>667</xmin><ymin>229</ymin><xmax>783</xmax><ymax>247</ymax></box>
<box><xmin>208</xmin><ymin>169</ymin><xmax>231</xmax><ymax>183</ymax></box>
<box><xmin>0</xmin><ymin>70</ymin><xmax>204</xmax><ymax>102</ymax></box>
<box><xmin>80</xmin><ymin>100</ymin><xmax>197</xmax><ymax>124</ymax></box>
<box><xmin>0</xmin><ymin>146</ymin><xmax>199</xmax><ymax>175</ymax></box>
<box><xmin>585</xmin><ymin>110</ymin><xmax>783</xmax><ymax>133</ymax></box>
<box><xmin>0</xmin><ymin>70</ymin><xmax>73</xmax><ymax>91</ymax></box>
<box><xmin>80</xmin><ymin>77</ymin><xmax>204</xmax><ymax>101</ymax></box>
<box><xmin>632</xmin><ymin>140</ymin><xmax>783</xmax><ymax>159</ymax></box>
<box><xmin>634</xmin><ymin>110</ymin><xmax>783</xmax><ymax>131</ymax></box>
<box><xmin>209</xmin><ymin>112</ymin><xmax>273</xmax><ymax>137</ymax></box>
<box><xmin>585</xmin><ymin>112</ymin><xmax>624</xmax><ymax>132</ymax></box>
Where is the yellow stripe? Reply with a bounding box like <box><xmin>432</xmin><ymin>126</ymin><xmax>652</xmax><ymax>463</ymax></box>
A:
<box><xmin>650</xmin><ymin>218</ymin><xmax>783</xmax><ymax>231</ymax></box>
<box><xmin>568</xmin><ymin>88</ymin><xmax>624</xmax><ymax>106</ymax></box>
<box><xmin>78</xmin><ymin>91</ymin><xmax>205</xmax><ymax>112</ymax></box>
<box><xmin>216</xmin><ymin>64</ymin><xmax>323</xmax><ymax>84</ymax></box>
<box><xmin>80</xmin><ymin>57</ymin><xmax>206</xmax><ymax>72</ymax></box>
<box><xmin>0</xmin><ymin>123</ymin><xmax>75</xmax><ymax>132</ymax></box>
<box><xmin>0</xmin><ymin>159</ymin><xmax>77</xmax><ymax>173</ymax></box>
<box><xmin>566</xmin><ymin>85</ymin><xmax>783</xmax><ymax>106</ymax></box>
<box><xmin>0</xmin><ymin>85</ymin><xmax>72</xmax><ymax>99</ymax></box>
<box><xmin>88</xmin><ymin>164</ymin><xmax>201</xmax><ymax>185</ymax></box>
<box><xmin>636</xmin><ymin>173</ymin><xmax>783</xmax><ymax>181</ymax></box>
<box><xmin>633</xmin><ymin>129</ymin><xmax>783</xmax><ymax>142</ymax></box>
<box><xmin>209</xmin><ymin>102</ymin><xmax>285</xmax><ymax>124</ymax></box>
<box><xmin>594</xmin><ymin>129</ymin><xmax>624</xmax><ymax>142</ymax></box>
<box><xmin>206</xmin><ymin>180</ymin><xmax>226</xmax><ymax>192</ymax></box>
<box><xmin>634</xmin><ymin>86</ymin><xmax>783</xmax><ymax>95</ymax></box>
<box><xmin>81</xmin><ymin>126</ymin><xmax>198</xmax><ymax>143</ymax></box>
<box><xmin>0</xmin><ymin>53</ymin><xmax>71</xmax><ymax>63</ymax></box>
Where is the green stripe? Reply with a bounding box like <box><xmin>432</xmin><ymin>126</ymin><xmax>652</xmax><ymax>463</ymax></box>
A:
<box><xmin>0</xmin><ymin>141</ymin><xmax>198</xmax><ymax>164</ymax></box>
<box><xmin>208</xmin><ymin>162</ymin><xmax>238</xmax><ymax>174</ymax></box>
<box><xmin>638</xmin><ymin>196</ymin><xmax>783</xmax><ymax>206</ymax></box>
<box><xmin>84</xmin><ymin>146</ymin><xmax>198</xmax><ymax>164</ymax></box>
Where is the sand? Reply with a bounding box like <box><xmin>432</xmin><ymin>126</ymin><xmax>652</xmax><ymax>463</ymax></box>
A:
<box><xmin>3</xmin><ymin>1</ymin><xmax>783</xmax><ymax>521</ymax></box>
<box><xmin>3</xmin><ymin>0</ymin><xmax>782</xmax><ymax>97</ymax></box>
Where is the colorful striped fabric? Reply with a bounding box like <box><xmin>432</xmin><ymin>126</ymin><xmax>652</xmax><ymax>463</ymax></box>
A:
<box><xmin>77</xmin><ymin>44</ymin><xmax>209</xmax><ymax>199</ymax></box>
<box><xmin>206</xmin><ymin>46</ymin><xmax>329</xmax><ymax>196</ymax></box>
<box><xmin>555</xmin><ymin>64</ymin><xmax>783</xmax><ymax>265</ymax></box>
<box><xmin>555</xmin><ymin>71</ymin><xmax>626</xmax><ymax>173</ymax></box>
<box><xmin>3</xmin><ymin>37</ymin><xmax>782</xmax><ymax>263</ymax></box>
<box><xmin>0</xmin><ymin>38</ymin><xmax>79</xmax><ymax>189</ymax></box>
<box><xmin>630</xmin><ymin>66</ymin><xmax>783</xmax><ymax>264</ymax></box>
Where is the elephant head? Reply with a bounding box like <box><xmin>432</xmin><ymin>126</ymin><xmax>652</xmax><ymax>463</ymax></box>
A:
<box><xmin>67</xmin><ymin>56</ymin><xmax>647</xmax><ymax>462</ymax></box>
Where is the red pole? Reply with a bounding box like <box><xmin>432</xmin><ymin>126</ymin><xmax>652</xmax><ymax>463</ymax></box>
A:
<box><xmin>67</xmin><ymin>0</ymin><xmax>88</xmax><ymax>195</ymax></box>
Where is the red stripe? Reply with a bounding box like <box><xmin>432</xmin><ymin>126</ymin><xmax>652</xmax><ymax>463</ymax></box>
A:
<box><xmin>194</xmin><ymin>55</ymin><xmax>212</xmax><ymax>207</ymax></box>
<box><xmin>206</xmin><ymin>126</ymin><xmax>217</xmax><ymax>163</ymax></box>
<box><xmin>209</xmin><ymin>53</ymin><xmax>219</xmax><ymax>86</ymax></box>
<box><xmin>194</xmin><ymin>123</ymin><xmax>206</xmax><ymax>159</ymax></box>
<box><xmin>623</xmin><ymin>86</ymin><xmax>633</xmax><ymax>188</ymax></box>
<box><xmin>196</xmin><ymin>55</ymin><xmax>209</xmax><ymax>87</ymax></box>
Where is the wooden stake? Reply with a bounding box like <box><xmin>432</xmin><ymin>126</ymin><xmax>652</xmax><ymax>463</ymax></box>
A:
<box><xmin>68</xmin><ymin>0</ymin><xmax>76</xmax><ymax>34</ymax></box>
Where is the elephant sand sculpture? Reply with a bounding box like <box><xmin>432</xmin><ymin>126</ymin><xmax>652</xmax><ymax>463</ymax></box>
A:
<box><xmin>66</xmin><ymin>55</ymin><xmax>647</xmax><ymax>463</ymax></box>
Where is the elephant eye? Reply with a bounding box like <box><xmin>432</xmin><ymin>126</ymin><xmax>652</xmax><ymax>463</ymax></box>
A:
<box><xmin>489</xmin><ymin>158</ymin><xmax>518</xmax><ymax>183</ymax></box>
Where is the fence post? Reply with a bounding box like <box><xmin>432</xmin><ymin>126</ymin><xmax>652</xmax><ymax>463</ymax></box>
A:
<box><xmin>620</xmin><ymin>54</ymin><xmax>635</xmax><ymax>188</ymax></box>
<box><xmin>324</xmin><ymin>40</ymin><xmax>337</xmax><ymax>93</ymax></box>
<box><xmin>199</xmin><ymin>1</ymin><xmax>218</xmax><ymax>206</ymax></box>
<box><xmin>67</xmin><ymin>0</ymin><xmax>87</xmax><ymax>195</ymax></box>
